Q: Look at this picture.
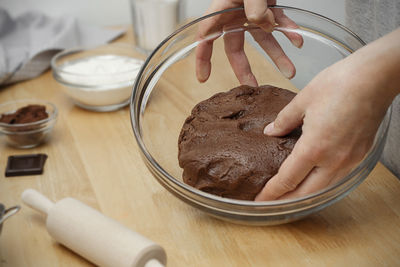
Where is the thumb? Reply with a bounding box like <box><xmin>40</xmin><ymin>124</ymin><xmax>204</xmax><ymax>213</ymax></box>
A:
<box><xmin>264</xmin><ymin>96</ymin><xmax>304</xmax><ymax>136</ymax></box>
<box><xmin>244</xmin><ymin>0</ymin><xmax>275</xmax><ymax>32</ymax></box>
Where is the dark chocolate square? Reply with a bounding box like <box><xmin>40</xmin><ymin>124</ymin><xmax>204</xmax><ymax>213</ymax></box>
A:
<box><xmin>5</xmin><ymin>154</ymin><xmax>48</xmax><ymax>177</ymax></box>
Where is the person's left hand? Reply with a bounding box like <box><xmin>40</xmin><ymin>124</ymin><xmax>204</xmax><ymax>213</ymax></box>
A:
<box><xmin>196</xmin><ymin>0</ymin><xmax>303</xmax><ymax>86</ymax></box>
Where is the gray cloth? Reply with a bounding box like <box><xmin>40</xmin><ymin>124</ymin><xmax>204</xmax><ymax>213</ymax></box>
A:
<box><xmin>346</xmin><ymin>0</ymin><xmax>400</xmax><ymax>178</ymax></box>
<box><xmin>0</xmin><ymin>8</ymin><xmax>125</xmax><ymax>85</ymax></box>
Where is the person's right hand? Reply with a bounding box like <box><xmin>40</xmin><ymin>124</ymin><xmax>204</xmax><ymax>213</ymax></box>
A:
<box><xmin>256</xmin><ymin>28</ymin><xmax>400</xmax><ymax>201</ymax></box>
<box><xmin>196</xmin><ymin>0</ymin><xmax>303</xmax><ymax>86</ymax></box>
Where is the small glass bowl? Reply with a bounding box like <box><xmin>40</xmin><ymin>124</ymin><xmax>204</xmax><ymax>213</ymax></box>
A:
<box><xmin>51</xmin><ymin>43</ymin><xmax>145</xmax><ymax>112</ymax></box>
<box><xmin>0</xmin><ymin>99</ymin><xmax>58</xmax><ymax>149</ymax></box>
<box><xmin>130</xmin><ymin>6</ymin><xmax>391</xmax><ymax>225</ymax></box>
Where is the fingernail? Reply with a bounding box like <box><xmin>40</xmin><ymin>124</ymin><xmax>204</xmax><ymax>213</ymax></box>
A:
<box><xmin>243</xmin><ymin>73</ymin><xmax>258</xmax><ymax>87</ymax></box>
<box><xmin>268</xmin><ymin>18</ymin><xmax>275</xmax><ymax>29</ymax></box>
<box><xmin>261</xmin><ymin>20</ymin><xmax>275</xmax><ymax>33</ymax></box>
<box><xmin>279</xmin><ymin>65</ymin><xmax>294</xmax><ymax>79</ymax></box>
<box><xmin>292</xmin><ymin>38</ymin><xmax>303</xmax><ymax>48</ymax></box>
<box><xmin>261</xmin><ymin>23</ymin><xmax>274</xmax><ymax>33</ymax></box>
<box><xmin>197</xmin><ymin>66</ymin><xmax>209</xmax><ymax>83</ymax></box>
<box><xmin>264</xmin><ymin>122</ymin><xmax>274</xmax><ymax>135</ymax></box>
<box><xmin>266</xmin><ymin>9</ymin><xmax>276</xmax><ymax>28</ymax></box>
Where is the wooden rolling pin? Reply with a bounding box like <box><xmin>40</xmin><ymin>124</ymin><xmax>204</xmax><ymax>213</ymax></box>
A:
<box><xmin>21</xmin><ymin>189</ymin><xmax>167</xmax><ymax>267</ymax></box>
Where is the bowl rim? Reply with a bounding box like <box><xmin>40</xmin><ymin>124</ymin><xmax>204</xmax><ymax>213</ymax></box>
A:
<box><xmin>50</xmin><ymin>43</ymin><xmax>144</xmax><ymax>85</ymax></box>
<box><xmin>130</xmin><ymin>6</ymin><xmax>390</xmax><ymax>208</ymax></box>
<box><xmin>0</xmin><ymin>99</ymin><xmax>58</xmax><ymax>128</ymax></box>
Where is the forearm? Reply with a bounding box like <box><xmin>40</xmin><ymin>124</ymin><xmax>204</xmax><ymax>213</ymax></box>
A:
<box><xmin>350</xmin><ymin>28</ymin><xmax>400</xmax><ymax>105</ymax></box>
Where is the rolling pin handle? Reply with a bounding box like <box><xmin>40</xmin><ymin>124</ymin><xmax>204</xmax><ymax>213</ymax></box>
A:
<box><xmin>21</xmin><ymin>189</ymin><xmax>54</xmax><ymax>215</ymax></box>
<box><xmin>145</xmin><ymin>259</ymin><xmax>165</xmax><ymax>267</ymax></box>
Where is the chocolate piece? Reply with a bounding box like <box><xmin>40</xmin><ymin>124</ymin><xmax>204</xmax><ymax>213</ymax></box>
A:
<box><xmin>178</xmin><ymin>85</ymin><xmax>301</xmax><ymax>200</ymax></box>
<box><xmin>5</xmin><ymin>154</ymin><xmax>48</xmax><ymax>177</ymax></box>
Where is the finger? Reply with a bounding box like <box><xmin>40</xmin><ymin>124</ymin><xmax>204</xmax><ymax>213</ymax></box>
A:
<box><xmin>278</xmin><ymin>167</ymin><xmax>335</xmax><ymax>200</ymax></box>
<box><xmin>223</xmin><ymin>29</ymin><xmax>258</xmax><ymax>87</ymax></box>
<box><xmin>250</xmin><ymin>29</ymin><xmax>296</xmax><ymax>79</ymax></box>
<box><xmin>272</xmin><ymin>8</ymin><xmax>303</xmax><ymax>48</ymax></box>
<box><xmin>264</xmin><ymin>94</ymin><xmax>304</xmax><ymax>136</ymax></box>
<box><xmin>279</xmin><ymin>149</ymin><xmax>363</xmax><ymax>200</ymax></box>
<box><xmin>195</xmin><ymin>2</ymin><xmax>227</xmax><ymax>83</ymax></box>
<box><xmin>196</xmin><ymin>23</ymin><xmax>223</xmax><ymax>83</ymax></box>
<box><xmin>195</xmin><ymin>18</ymin><xmax>220</xmax><ymax>83</ymax></box>
<box><xmin>255</xmin><ymin>140</ymin><xmax>314</xmax><ymax>201</ymax></box>
<box><xmin>196</xmin><ymin>40</ymin><xmax>214</xmax><ymax>83</ymax></box>
<box><xmin>244</xmin><ymin>0</ymin><xmax>275</xmax><ymax>32</ymax></box>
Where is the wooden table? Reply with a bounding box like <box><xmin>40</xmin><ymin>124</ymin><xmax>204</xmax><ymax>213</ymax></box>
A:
<box><xmin>1</xmin><ymin>28</ymin><xmax>400</xmax><ymax>267</ymax></box>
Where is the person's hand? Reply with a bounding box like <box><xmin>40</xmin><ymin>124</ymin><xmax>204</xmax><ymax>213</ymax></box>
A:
<box><xmin>196</xmin><ymin>0</ymin><xmax>303</xmax><ymax>86</ymax></box>
<box><xmin>255</xmin><ymin>28</ymin><xmax>400</xmax><ymax>201</ymax></box>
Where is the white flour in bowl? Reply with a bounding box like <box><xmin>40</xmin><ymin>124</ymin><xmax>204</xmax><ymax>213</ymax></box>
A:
<box><xmin>60</xmin><ymin>55</ymin><xmax>143</xmax><ymax>86</ymax></box>
<box><xmin>57</xmin><ymin>55</ymin><xmax>144</xmax><ymax>109</ymax></box>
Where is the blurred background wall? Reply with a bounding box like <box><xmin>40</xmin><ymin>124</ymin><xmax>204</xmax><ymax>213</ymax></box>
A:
<box><xmin>0</xmin><ymin>0</ymin><xmax>345</xmax><ymax>26</ymax></box>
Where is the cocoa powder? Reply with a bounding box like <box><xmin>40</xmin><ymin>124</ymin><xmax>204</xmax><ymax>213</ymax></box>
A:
<box><xmin>0</xmin><ymin>105</ymin><xmax>48</xmax><ymax>124</ymax></box>
<box><xmin>0</xmin><ymin>105</ymin><xmax>49</xmax><ymax>148</ymax></box>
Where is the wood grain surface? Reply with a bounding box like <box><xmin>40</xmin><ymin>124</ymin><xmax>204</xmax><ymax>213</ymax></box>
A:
<box><xmin>1</xmin><ymin>28</ymin><xmax>400</xmax><ymax>267</ymax></box>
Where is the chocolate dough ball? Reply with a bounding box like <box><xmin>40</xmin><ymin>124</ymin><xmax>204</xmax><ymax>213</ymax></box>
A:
<box><xmin>178</xmin><ymin>85</ymin><xmax>301</xmax><ymax>200</ymax></box>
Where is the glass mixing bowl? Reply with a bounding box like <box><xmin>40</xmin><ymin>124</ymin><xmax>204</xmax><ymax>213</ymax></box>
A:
<box><xmin>130</xmin><ymin>6</ymin><xmax>391</xmax><ymax>225</ymax></box>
